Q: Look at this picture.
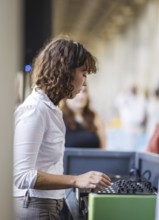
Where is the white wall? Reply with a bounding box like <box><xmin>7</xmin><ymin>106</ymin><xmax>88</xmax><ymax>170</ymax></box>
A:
<box><xmin>88</xmin><ymin>0</ymin><xmax>159</xmax><ymax>121</ymax></box>
<box><xmin>0</xmin><ymin>0</ymin><xmax>21</xmax><ymax>219</ymax></box>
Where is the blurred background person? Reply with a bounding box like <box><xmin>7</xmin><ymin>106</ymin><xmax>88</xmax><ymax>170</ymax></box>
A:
<box><xmin>146</xmin><ymin>87</ymin><xmax>159</xmax><ymax>142</ymax></box>
<box><xmin>114</xmin><ymin>84</ymin><xmax>147</xmax><ymax>151</ymax></box>
<box><xmin>146</xmin><ymin>124</ymin><xmax>159</xmax><ymax>154</ymax></box>
<box><xmin>61</xmin><ymin>86</ymin><xmax>106</xmax><ymax>149</ymax></box>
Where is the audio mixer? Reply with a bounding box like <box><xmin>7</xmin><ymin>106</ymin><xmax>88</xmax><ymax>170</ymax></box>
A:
<box><xmin>75</xmin><ymin>174</ymin><xmax>157</xmax><ymax>218</ymax></box>
<box><xmin>76</xmin><ymin>175</ymin><xmax>157</xmax><ymax>199</ymax></box>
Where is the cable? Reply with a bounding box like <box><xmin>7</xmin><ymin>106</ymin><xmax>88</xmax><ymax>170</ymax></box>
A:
<box><xmin>141</xmin><ymin>170</ymin><xmax>151</xmax><ymax>181</ymax></box>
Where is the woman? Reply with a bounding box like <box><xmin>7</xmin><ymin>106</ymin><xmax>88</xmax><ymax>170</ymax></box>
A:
<box><xmin>61</xmin><ymin>86</ymin><xmax>106</xmax><ymax>148</ymax></box>
<box><xmin>13</xmin><ymin>36</ymin><xmax>111</xmax><ymax>219</ymax></box>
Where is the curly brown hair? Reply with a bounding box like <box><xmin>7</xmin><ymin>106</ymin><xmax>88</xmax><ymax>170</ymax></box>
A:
<box><xmin>31</xmin><ymin>35</ymin><xmax>97</xmax><ymax>105</ymax></box>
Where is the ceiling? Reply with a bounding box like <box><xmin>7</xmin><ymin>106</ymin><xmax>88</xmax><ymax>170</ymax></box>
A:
<box><xmin>54</xmin><ymin>0</ymin><xmax>149</xmax><ymax>54</ymax></box>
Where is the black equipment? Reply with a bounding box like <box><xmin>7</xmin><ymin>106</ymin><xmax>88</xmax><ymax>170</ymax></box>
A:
<box><xmin>76</xmin><ymin>173</ymin><xmax>157</xmax><ymax>218</ymax></box>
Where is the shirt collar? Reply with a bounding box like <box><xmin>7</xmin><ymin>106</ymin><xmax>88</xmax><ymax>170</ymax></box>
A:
<box><xmin>32</xmin><ymin>86</ymin><xmax>58</xmax><ymax>110</ymax></box>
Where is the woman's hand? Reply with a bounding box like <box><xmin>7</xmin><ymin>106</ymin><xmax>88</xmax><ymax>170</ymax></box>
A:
<box><xmin>74</xmin><ymin>171</ymin><xmax>111</xmax><ymax>189</ymax></box>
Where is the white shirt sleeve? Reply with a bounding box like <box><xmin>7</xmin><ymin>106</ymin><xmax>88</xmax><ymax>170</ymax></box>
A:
<box><xmin>13</xmin><ymin>105</ymin><xmax>45</xmax><ymax>189</ymax></box>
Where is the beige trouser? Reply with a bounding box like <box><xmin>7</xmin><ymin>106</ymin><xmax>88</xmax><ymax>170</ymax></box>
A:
<box><xmin>14</xmin><ymin>195</ymin><xmax>63</xmax><ymax>220</ymax></box>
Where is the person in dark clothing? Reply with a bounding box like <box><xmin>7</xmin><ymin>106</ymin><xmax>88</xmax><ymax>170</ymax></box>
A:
<box><xmin>61</xmin><ymin>86</ymin><xmax>106</xmax><ymax>149</ymax></box>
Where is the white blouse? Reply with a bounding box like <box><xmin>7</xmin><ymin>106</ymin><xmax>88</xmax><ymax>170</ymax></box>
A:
<box><xmin>13</xmin><ymin>87</ymin><xmax>65</xmax><ymax>199</ymax></box>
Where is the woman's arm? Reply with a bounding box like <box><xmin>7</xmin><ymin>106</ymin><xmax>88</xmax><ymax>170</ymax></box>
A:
<box><xmin>34</xmin><ymin>170</ymin><xmax>111</xmax><ymax>190</ymax></box>
<box><xmin>14</xmin><ymin>106</ymin><xmax>45</xmax><ymax>189</ymax></box>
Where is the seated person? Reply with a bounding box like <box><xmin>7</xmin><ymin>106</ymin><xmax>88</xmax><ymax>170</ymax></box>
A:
<box><xmin>60</xmin><ymin>86</ymin><xmax>106</xmax><ymax>149</ymax></box>
<box><xmin>146</xmin><ymin>124</ymin><xmax>159</xmax><ymax>154</ymax></box>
